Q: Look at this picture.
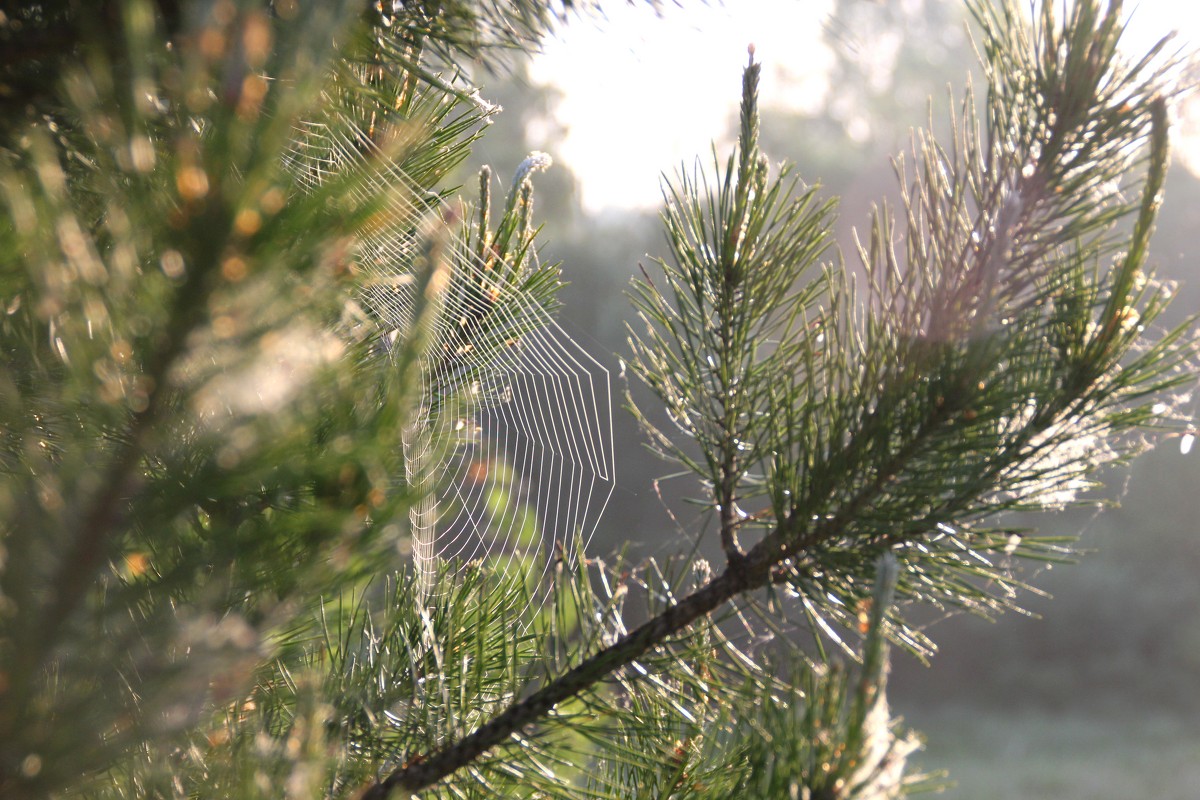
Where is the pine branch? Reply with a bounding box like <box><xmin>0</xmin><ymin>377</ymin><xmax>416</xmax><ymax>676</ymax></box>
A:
<box><xmin>366</xmin><ymin>495</ymin><xmax>906</xmax><ymax>795</ymax></box>
<box><xmin>0</xmin><ymin>2</ymin><xmax>495</xmax><ymax>791</ymax></box>
<box><xmin>366</xmin><ymin>417</ymin><xmax>982</xmax><ymax>795</ymax></box>
<box><xmin>363</xmin><ymin>2</ymin><xmax>1196</xmax><ymax>793</ymax></box>
<box><xmin>365</xmin><ymin>547</ymin><xmax>768</xmax><ymax>795</ymax></box>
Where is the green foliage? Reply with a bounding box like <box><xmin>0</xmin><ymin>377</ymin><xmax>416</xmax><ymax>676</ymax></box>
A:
<box><xmin>628</xmin><ymin>58</ymin><xmax>840</xmax><ymax>560</ymax></box>
<box><xmin>0</xmin><ymin>0</ymin><xmax>562</xmax><ymax>793</ymax></box>
<box><xmin>0</xmin><ymin>0</ymin><xmax>1195</xmax><ymax>798</ymax></box>
<box><xmin>627</xmin><ymin>1</ymin><xmax>1195</xmax><ymax>660</ymax></box>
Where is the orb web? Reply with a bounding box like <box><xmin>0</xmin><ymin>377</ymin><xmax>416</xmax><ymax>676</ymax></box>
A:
<box><xmin>286</xmin><ymin>120</ymin><xmax>615</xmax><ymax>603</ymax></box>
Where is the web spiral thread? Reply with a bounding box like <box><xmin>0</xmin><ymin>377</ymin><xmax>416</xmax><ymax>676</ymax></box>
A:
<box><xmin>286</xmin><ymin>120</ymin><xmax>615</xmax><ymax>605</ymax></box>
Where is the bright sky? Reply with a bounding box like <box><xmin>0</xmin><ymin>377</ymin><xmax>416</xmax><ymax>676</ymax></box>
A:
<box><xmin>528</xmin><ymin>1</ymin><xmax>1200</xmax><ymax>214</ymax></box>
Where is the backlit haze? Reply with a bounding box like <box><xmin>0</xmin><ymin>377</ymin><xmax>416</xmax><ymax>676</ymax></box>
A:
<box><xmin>526</xmin><ymin>1</ymin><xmax>1200</xmax><ymax>214</ymax></box>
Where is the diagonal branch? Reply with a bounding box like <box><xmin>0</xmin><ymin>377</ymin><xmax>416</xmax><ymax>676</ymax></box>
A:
<box><xmin>363</xmin><ymin>538</ymin><xmax>775</xmax><ymax>796</ymax></box>
<box><xmin>364</xmin><ymin>394</ymin><xmax>960</xmax><ymax>796</ymax></box>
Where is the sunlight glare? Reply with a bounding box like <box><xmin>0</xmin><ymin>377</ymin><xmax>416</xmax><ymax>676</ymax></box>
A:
<box><xmin>529</xmin><ymin>0</ymin><xmax>834</xmax><ymax>213</ymax></box>
<box><xmin>529</xmin><ymin>1</ymin><xmax>1200</xmax><ymax>213</ymax></box>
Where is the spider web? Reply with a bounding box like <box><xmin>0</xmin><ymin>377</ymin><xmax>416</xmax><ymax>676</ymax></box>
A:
<box><xmin>286</xmin><ymin>120</ymin><xmax>615</xmax><ymax>605</ymax></box>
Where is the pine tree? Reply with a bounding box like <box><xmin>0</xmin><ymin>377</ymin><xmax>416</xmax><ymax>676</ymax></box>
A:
<box><xmin>0</xmin><ymin>1</ymin><xmax>1194</xmax><ymax>798</ymax></box>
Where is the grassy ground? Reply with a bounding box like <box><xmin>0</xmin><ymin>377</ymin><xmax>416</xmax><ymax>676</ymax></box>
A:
<box><xmin>899</xmin><ymin>705</ymin><xmax>1200</xmax><ymax>799</ymax></box>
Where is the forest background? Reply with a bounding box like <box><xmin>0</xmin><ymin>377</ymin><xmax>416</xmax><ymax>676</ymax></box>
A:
<box><xmin>463</xmin><ymin>1</ymin><xmax>1200</xmax><ymax>796</ymax></box>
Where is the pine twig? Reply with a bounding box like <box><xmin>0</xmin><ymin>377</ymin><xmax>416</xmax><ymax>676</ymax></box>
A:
<box><xmin>363</xmin><ymin>544</ymin><xmax>772</xmax><ymax>796</ymax></box>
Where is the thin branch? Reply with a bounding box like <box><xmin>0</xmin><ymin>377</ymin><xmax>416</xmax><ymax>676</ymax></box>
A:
<box><xmin>364</xmin><ymin>550</ymin><xmax>773</xmax><ymax>796</ymax></box>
